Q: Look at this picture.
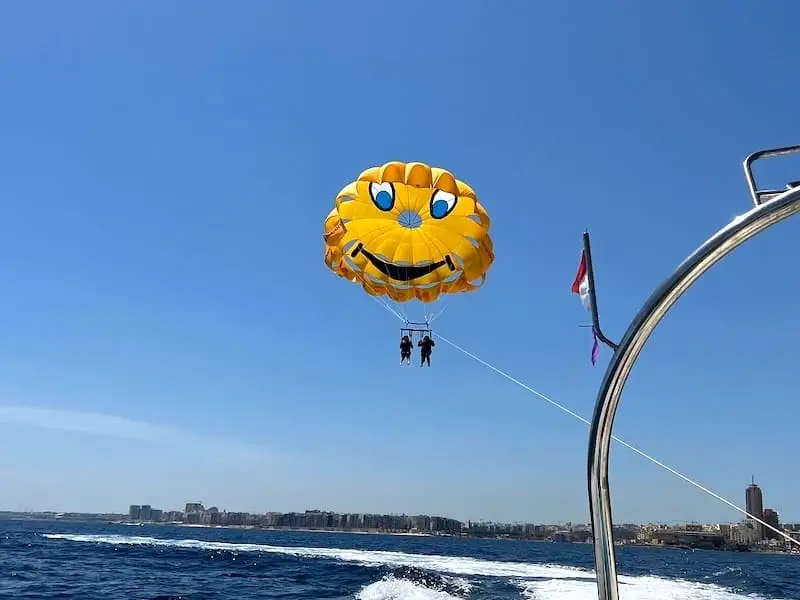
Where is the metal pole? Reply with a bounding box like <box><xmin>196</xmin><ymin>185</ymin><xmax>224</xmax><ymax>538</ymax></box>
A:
<box><xmin>583</xmin><ymin>232</ymin><xmax>618</xmax><ymax>351</ymax></box>
<box><xmin>586</xmin><ymin>185</ymin><xmax>800</xmax><ymax>600</ymax></box>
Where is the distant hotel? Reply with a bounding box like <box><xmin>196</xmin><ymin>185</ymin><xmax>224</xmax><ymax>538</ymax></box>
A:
<box><xmin>127</xmin><ymin>502</ymin><xmax>463</xmax><ymax>534</ymax></box>
<box><xmin>128</xmin><ymin>504</ymin><xmax>182</xmax><ymax>523</ymax></box>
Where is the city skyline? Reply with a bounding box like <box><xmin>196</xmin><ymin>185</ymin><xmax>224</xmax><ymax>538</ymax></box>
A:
<box><xmin>6</xmin><ymin>487</ymin><xmax>800</xmax><ymax>553</ymax></box>
<box><xmin>121</xmin><ymin>477</ymin><xmax>786</xmax><ymax>533</ymax></box>
<box><xmin>4</xmin><ymin>475</ymin><xmax>788</xmax><ymax>533</ymax></box>
<box><xmin>8</xmin><ymin>477</ymin><xmax>792</xmax><ymax>553</ymax></box>
<box><xmin>1</xmin><ymin>2</ymin><xmax>799</xmax><ymax>526</ymax></box>
<box><xmin>124</xmin><ymin>478</ymin><xmax>790</xmax><ymax>534</ymax></box>
<box><xmin>2</xmin><ymin>479</ymin><xmax>793</xmax><ymax>525</ymax></box>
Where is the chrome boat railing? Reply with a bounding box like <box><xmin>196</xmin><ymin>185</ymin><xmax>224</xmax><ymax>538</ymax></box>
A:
<box><xmin>587</xmin><ymin>145</ymin><xmax>800</xmax><ymax>600</ymax></box>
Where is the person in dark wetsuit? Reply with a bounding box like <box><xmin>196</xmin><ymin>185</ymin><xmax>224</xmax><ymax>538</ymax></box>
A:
<box><xmin>418</xmin><ymin>335</ymin><xmax>435</xmax><ymax>367</ymax></box>
<box><xmin>400</xmin><ymin>335</ymin><xmax>413</xmax><ymax>365</ymax></box>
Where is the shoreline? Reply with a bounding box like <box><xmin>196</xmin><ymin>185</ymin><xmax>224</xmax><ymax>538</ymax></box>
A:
<box><xmin>143</xmin><ymin>523</ymin><xmax>800</xmax><ymax>553</ymax></box>
<box><xmin>8</xmin><ymin>516</ymin><xmax>800</xmax><ymax>553</ymax></box>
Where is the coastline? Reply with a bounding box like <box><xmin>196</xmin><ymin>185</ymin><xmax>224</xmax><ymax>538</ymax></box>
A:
<box><xmin>6</xmin><ymin>514</ymin><xmax>799</xmax><ymax>554</ymax></box>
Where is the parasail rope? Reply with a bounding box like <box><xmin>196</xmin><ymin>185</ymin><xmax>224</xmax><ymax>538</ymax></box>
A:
<box><xmin>361</xmin><ymin>278</ymin><xmax>407</xmax><ymax>323</ymax></box>
<box><xmin>370</xmin><ymin>294</ymin><xmax>405</xmax><ymax>322</ymax></box>
<box><xmin>433</xmin><ymin>332</ymin><xmax>797</xmax><ymax>546</ymax></box>
<box><xmin>428</xmin><ymin>305</ymin><xmax>448</xmax><ymax>324</ymax></box>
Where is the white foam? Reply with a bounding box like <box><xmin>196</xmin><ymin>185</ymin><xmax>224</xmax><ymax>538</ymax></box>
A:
<box><xmin>356</xmin><ymin>576</ymin><xmax>461</xmax><ymax>600</ymax></box>
<box><xmin>42</xmin><ymin>533</ymin><xmax>584</xmax><ymax>579</ymax></box>
<box><xmin>517</xmin><ymin>575</ymin><xmax>782</xmax><ymax>600</ymax></box>
<box><xmin>43</xmin><ymin>533</ymin><xmax>782</xmax><ymax>600</ymax></box>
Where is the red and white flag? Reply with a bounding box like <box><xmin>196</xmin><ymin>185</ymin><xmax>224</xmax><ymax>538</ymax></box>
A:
<box><xmin>571</xmin><ymin>250</ymin><xmax>600</xmax><ymax>366</ymax></box>
<box><xmin>571</xmin><ymin>250</ymin><xmax>592</xmax><ymax>313</ymax></box>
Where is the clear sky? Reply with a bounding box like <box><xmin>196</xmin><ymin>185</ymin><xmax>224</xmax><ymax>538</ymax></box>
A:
<box><xmin>1</xmin><ymin>0</ymin><xmax>799</xmax><ymax>524</ymax></box>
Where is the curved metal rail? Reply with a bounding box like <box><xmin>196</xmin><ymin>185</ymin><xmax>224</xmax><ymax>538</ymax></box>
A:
<box><xmin>587</xmin><ymin>159</ymin><xmax>800</xmax><ymax>600</ymax></box>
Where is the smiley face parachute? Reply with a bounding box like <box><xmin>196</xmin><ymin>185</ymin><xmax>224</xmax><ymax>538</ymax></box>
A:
<box><xmin>323</xmin><ymin>161</ymin><xmax>494</xmax><ymax>337</ymax></box>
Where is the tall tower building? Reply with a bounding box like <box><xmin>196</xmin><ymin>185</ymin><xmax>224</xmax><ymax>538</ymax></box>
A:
<box><xmin>746</xmin><ymin>476</ymin><xmax>764</xmax><ymax>539</ymax></box>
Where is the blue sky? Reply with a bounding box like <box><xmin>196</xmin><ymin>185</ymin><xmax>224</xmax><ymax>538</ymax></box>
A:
<box><xmin>1</xmin><ymin>0</ymin><xmax>799</xmax><ymax>524</ymax></box>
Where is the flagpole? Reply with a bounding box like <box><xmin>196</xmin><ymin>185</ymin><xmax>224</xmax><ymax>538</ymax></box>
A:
<box><xmin>582</xmin><ymin>231</ymin><xmax>618</xmax><ymax>351</ymax></box>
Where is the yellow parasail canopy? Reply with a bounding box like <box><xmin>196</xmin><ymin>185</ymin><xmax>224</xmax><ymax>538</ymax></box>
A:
<box><xmin>323</xmin><ymin>161</ymin><xmax>494</xmax><ymax>303</ymax></box>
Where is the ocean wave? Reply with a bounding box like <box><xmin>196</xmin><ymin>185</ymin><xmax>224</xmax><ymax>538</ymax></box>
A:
<box><xmin>516</xmin><ymin>574</ymin><xmax>768</xmax><ymax>600</ymax></box>
<box><xmin>42</xmin><ymin>533</ymin><xmax>586</xmax><ymax>579</ymax></box>
<box><xmin>356</xmin><ymin>575</ymin><xmax>464</xmax><ymax>600</ymax></box>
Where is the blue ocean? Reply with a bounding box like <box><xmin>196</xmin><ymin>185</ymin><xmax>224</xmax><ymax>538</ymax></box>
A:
<box><xmin>1</xmin><ymin>519</ymin><xmax>797</xmax><ymax>600</ymax></box>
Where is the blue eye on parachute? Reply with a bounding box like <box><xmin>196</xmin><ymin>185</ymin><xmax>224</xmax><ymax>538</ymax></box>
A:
<box><xmin>430</xmin><ymin>189</ymin><xmax>457</xmax><ymax>219</ymax></box>
<box><xmin>369</xmin><ymin>182</ymin><xmax>395</xmax><ymax>211</ymax></box>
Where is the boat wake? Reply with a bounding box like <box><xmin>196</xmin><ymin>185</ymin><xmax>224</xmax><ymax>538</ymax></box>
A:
<box><xmin>42</xmin><ymin>533</ymin><xmax>786</xmax><ymax>599</ymax></box>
